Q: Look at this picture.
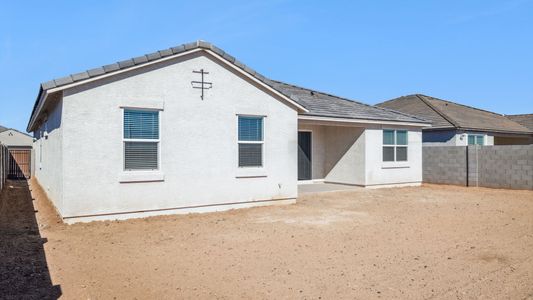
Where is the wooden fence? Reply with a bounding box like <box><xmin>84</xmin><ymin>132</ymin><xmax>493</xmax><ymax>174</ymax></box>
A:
<box><xmin>0</xmin><ymin>144</ymin><xmax>8</xmax><ymax>191</ymax></box>
<box><xmin>8</xmin><ymin>149</ymin><xmax>31</xmax><ymax>178</ymax></box>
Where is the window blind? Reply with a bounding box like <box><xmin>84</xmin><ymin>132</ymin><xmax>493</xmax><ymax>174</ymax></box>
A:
<box><xmin>238</xmin><ymin>144</ymin><xmax>262</xmax><ymax>167</ymax></box>
<box><xmin>124</xmin><ymin>109</ymin><xmax>159</xmax><ymax>171</ymax></box>
<box><xmin>124</xmin><ymin>142</ymin><xmax>158</xmax><ymax>170</ymax></box>
<box><xmin>238</xmin><ymin>116</ymin><xmax>263</xmax><ymax>141</ymax></box>
<box><xmin>238</xmin><ymin>116</ymin><xmax>263</xmax><ymax>167</ymax></box>
<box><xmin>124</xmin><ymin>110</ymin><xmax>159</xmax><ymax>139</ymax></box>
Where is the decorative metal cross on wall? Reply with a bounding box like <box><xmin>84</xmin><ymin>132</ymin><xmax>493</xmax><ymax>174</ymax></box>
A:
<box><xmin>191</xmin><ymin>69</ymin><xmax>213</xmax><ymax>100</ymax></box>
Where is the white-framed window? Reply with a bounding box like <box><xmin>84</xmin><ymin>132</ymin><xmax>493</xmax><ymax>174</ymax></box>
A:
<box><xmin>123</xmin><ymin>109</ymin><xmax>160</xmax><ymax>171</ymax></box>
<box><xmin>467</xmin><ymin>134</ymin><xmax>484</xmax><ymax>145</ymax></box>
<box><xmin>383</xmin><ymin>129</ymin><xmax>408</xmax><ymax>162</ymax></box>
<box><xmin>238</xmin><ymin>115</ymin><xmax>263</xmax><ymax>167</ymax></box>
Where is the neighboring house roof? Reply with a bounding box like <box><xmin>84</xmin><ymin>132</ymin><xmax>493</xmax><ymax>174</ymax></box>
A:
<box><xmin>0</xmin><ymin>125</ymin><xmax>7</xmax><ymax>133</ymax></box>
<box><xmin>0</xmin><ymin>128</ymin><xmax>33</xmax><ymax>147</ymax></box>
<box><xmin>376</xmin><ymin>94</ymin><xmax>533</xmax><ymax>134</ymax></box>
<box><xmin>268</xmin><ymin>81</ymin><xmax>428</xmax><ymax>124</ymax></box>
<box><xmin>28</xmin><ymin>41</ymin><xmax>428</xmax><ymax>131</ymax></box>
<box><xmin>505</xmin><ymin>114</ymin><xmax>533</xmax><ymax>131</ymax></box>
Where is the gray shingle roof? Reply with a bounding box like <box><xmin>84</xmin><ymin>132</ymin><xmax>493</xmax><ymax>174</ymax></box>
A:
<box><xmin>0</xmin><ymin>125</ymin><xmax>7</xmax><ymax>133</ymax></box>
<box><xmin>506</xmin><ymin>114</ymin><xmax>533</xmax><ymax>131</ymax></box>
<box><xmin>267</xmin><ymin>81</ymin><xmax>428</xmax><ymax>123</ymax></box>
<box><xmin>376</xmin><ymin>95</ymin><xmax>453</xmax><ymax>128</ymax></box>
<box><xmin>377</xmin><ymin>94</ymin><xmax>533</xmax><ymax>134</ymax></box>
<box><xmin>29</xmin><ymin>40</ymin><xmax>429</xmax><ymax>131</ymax></box>
<box><xmin>35</xmin><ymin>40</ymin><xmax>271</xmax><ymax>94</ymax></box>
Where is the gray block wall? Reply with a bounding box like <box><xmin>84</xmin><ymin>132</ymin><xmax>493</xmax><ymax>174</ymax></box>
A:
<box><xmin>470</xmin><ymin>145</ymin><xmax>533</xmax><ymax>189</ymax></box>
<box><xmin>423</xmin><ymin>146</ymin><xmax>467</xmax><ymax>186</ymax></box>
<box><xmin>423</xmin><ymin>145</ymin><xmax>533</xmax><ymax>190</ymax></box>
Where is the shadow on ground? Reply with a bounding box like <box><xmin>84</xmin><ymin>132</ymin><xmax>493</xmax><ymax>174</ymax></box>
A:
<box><xmin>0</xmin><ymin>180</ymin><xmax>61</xmax><ymax>299</ymax></box>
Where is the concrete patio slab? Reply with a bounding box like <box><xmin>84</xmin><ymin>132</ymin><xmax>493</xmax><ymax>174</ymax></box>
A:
<box><xmin>298</xmin><ymin>182</ymin><xmax>362</xmax><ymax>194</ymax></box>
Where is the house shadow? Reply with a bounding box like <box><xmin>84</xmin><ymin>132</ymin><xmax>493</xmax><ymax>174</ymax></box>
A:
<box><xmin>0</xmin><ymin>180</ymin><xmax>62</xmax><ymax>299</ymax></box>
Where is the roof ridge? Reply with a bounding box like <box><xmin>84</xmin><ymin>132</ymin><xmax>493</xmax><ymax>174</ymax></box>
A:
<box><xmin>420</xmin><ymin>94</ymin><xmax>505</xmax><ymax>117</ymax></box>
<box><xmin>0</xmin><ymin>127</ymin><xmax>32</xmax><ymax>137</ymax></box>
<box><xmin>375</xmin><ymin>94</ymin><xmax>424</xmax><ymax>106</ymax></box>
<box><xmin>270</xmin><ymin>80</ymin><xmax>429</xmax><ymax>123</ymax></box>
<box><xmin>415</xmin><ymin>94</ymin><xmax>459</xmax><ymax>128</ymax></box>
<box><xmin>418</xmin><ymin>94</ymin><xmax>533</xmax><ymax>132</ymax></box>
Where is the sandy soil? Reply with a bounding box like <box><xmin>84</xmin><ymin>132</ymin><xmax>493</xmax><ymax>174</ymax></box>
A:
<box><xmin>1</xmin><ymin>179</ymin><xmax>532</xmax><ymax>299</ymax></box>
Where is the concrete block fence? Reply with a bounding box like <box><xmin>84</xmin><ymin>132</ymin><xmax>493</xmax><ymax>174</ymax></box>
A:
<box><xmin>423</xmin><ymin>145</ymin><xmax>533</xmax><ymax>190</ymax></box>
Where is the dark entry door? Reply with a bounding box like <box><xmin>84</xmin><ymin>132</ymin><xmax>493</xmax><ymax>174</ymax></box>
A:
<box><xmin>298</xmin><ymin>131</ymin><xmax>312</xmax><ymax>180</ymax></box>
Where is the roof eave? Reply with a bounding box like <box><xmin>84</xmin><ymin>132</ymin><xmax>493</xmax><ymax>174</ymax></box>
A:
<box><xmin>298</xmin><ymin>114</ymin><xmax>431</xmax><ymax>127</ymax></box>
<box><xmin>27</xmin><ymin>88</ymin><xmax>48</xmax><ymax>132</ymax></box>
<box><xmin>455</xmin><ymin>126</ymin><xmax>533</xmax><ymax>135</ymax></box>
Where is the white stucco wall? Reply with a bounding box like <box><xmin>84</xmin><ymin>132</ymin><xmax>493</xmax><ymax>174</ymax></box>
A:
<box><xmin>423</xmin><ymin>130</ymin><xmax>495</xmax><ymax>146</ymax></box>
<box><xmin>0</xmin><ymin>129</ymin><xmax>33</xmax><ymax>147</ymax></box>
<box><xmin>323</xmin><ymin>126</ymin><xmax>366</xmax><ymax>185</ymax></box>
<box><xmin>33</xmin><ymin>100</ymin><xmax>64</xmax><ymax>215</ymax></box>
<box><xmin>365</xmin><ymin>126</ymin><xmax>423</xmax><ymax>186</ymax></box>
<box><xmin>454</xmin><ymin>131</ymin><xmax>494</xmax><ymax>146</ymax></box>
<box><xmin>59</xmin><ymin>51</ymin><xmax>298</xmax><ymax>220</ymax></box>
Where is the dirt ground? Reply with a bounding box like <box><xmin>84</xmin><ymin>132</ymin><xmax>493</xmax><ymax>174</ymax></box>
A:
<box><xmin>1</xmin><ymin>179</ymin><xmax>532</xmax><ymax>299</ymax></box>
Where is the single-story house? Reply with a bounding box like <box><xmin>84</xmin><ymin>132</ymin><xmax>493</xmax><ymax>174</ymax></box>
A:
<box><xmin>376</xmin><ymin>94</ymin><xmax>533</xmax><ymax>146</ymax></box>
<box><xmin>506</xmin><ymin>114</ymin><xmax>533</xmax><ymax>131</ymax></box>
<box><xmin>27</xmin><ymin>41</ymin><xmax>429</xmax><ymax>223</ymax></box>
<box><xmin>0</xmin><ymin>126</ymin><xmax>33</xmax><ymax>149</ymax></box>
<box><xmin>0</xmin><ymin>125</ymin><xmax>33</xmax><ymax>178</ymax></box>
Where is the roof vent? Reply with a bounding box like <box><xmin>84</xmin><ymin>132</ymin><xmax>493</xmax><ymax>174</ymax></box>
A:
<box><xmin>310</xmin><ymin>91</ymin><xmax>315</xmax><ymax>96</ymax></box>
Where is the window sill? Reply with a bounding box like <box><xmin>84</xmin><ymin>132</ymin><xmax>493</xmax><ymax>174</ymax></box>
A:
<box><xmin>119</xmin><ymin>171</ymin><xmax>165</xmax><ymax>183</ymax></box>
<box><xmin>235</xmin><ymin>167</ymin><xmax>267</xmax><ymax>178</ymax></box>
<box><xmin>381</xmin><ymin>162</ymin><xmax>410</xmax><ymax>169</ymax></box>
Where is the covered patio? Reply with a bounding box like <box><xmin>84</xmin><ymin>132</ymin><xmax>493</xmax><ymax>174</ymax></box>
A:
<box><xmin>269</xmin><ymin>80</ymin><xmax>428</xmax><ymax>189</ymax></box>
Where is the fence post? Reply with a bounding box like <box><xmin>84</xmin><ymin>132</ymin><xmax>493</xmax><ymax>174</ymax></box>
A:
<box><xmin>465</xmin><ymin>146</ymin><xmax>469</xmax><ymax>187</ymax></box>
<box><xmin>0</xmin><ymin>143</ymin><xmax>6</xmax><ymax>192</ymax></box>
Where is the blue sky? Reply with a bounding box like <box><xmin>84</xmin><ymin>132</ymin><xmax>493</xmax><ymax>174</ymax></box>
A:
<box><xmin>1</xmin><ymin>0</ymin><xmax>532</xmax><ymax>131</ymax></box>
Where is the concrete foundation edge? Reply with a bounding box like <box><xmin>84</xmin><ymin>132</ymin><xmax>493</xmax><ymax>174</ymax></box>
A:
<box><xmin>323</xmin><ymin>180</ymin><xmax>422</xmax><ymax>189</ymax></box>
<box><xmin>63</xmin><ymin>198</ymin><xmax>296</xmax><ymax>224</ymax></box>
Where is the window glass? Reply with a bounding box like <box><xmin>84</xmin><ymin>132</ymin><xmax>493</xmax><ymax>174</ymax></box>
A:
<box><xmin>468</xmin><ymin>135</ymin><xmax>484</xmax><ymax>145</ymax></box>
<box><xmin>238</xmin><ymin>116</ymin><xmax>263</xmax><ymax>141</ymax></box>
<box><xmin>238</xmin><ymin>116</ymin><xmax>263</xmax><ymax>167</ymax></box>
<box><xmin>396</xmin><ymin>130</ymin><xmax>407</xmax><ymax>145</ymax></box>
<box><xmin>124</xmin><ymin>142</ymin><xmax>158</xmax><ymax>170</ymax></box>
<box><xmin>383</xmin><ymin>130</ymin><xmax>395</xmax><ymax>145</ymax></box>
<box><xmin>124</xmin><ymin>110</ymin><xmax>159</xmax><ymax>139</ymax></box>
<box><xmin>238</xmin><ymin>144</ymin><xmax>263</xmax><ymax>167</ymax></box>
<box><xmin>383</xmin><ymin>146</ymin><xmax>395</xmax><ymax>162</ymax></box>
<box><xmin>383</xmin><ymin>129</ymin><xmax>408</xmax><ymax>162</ymax></box>
<box><xmin>124</xmin><ymin>109</ymin><xmax>159</xmax><ymax>171</ymax></box>
<box><xmin>396</xmin><ymin>147</ymin><xmax>408</xmax><ymax>161</ymax></box>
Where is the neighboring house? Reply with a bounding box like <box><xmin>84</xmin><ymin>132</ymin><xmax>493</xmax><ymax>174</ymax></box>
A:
<box><xmin>0</xmin><ymin>126</ymin><xmax>33</xmax><ymax>149</ymax></box>
<box><xmin>506</xmin><ymin>114</ymin><xmax>533</xmax><ymax>131</ymax></box>
<box><xmin>376</xmin><ymin>94</ymin><xmax>533</xmax><ymax>146</ymax></box>
<box><xmin>27</xmin><ymin>41</ymin><xmax>429</xmax><ymax>223</ymax></box>
<box><xmin>0</xmin><ymin>126</ymin><xmax>33</xmax><ymax>178</ymax></box>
